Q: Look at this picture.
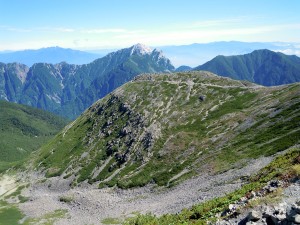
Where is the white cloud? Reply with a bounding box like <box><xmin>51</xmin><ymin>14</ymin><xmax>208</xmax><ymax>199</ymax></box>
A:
<box><xmin>112</xmin><ymin>26</ymin><xmax>275</xmax><ymax>46</ymax></box>
<box><xmin>186</xmin><ymin>18</ymin><xmax>244</xmax><ymax>28</ymax></box>
<box><xmin>7</xmin><ymin>27</ymin><xmax>32</xmax><ymax>32</ymax></box>
<box><xmin>37</xmin><ymin>27</ymin><xmax>75</xmax><ymax>32</ymax></box>
<box><xmin>37</xmin><ymin>27</ymin><xmax>131</xmax><ymax>34</ymax></box>
<box><xmin>277</xmin><ymin>49</ymin><xmax>300</xmax><ymax>56</ymax></box>
<box><xmin>80</xmin><ymin>28</ymin><xmax>127</xmax><ymax>34</ymax></box>
<box><xmin>0</xmin><ymin>25</ymin><xmax>31</xmax><ymax>32</ymax></box>
<box><xmin>54</xmin><ymin>28</ymin><xmax>75</xmax><ymax>32</ymax></box>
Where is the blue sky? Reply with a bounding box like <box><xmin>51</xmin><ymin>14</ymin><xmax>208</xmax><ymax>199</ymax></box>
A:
<box><xmin>0</xmin><ymin>0</ymin><xmax>300</xmax><ymax>51</ymax></box>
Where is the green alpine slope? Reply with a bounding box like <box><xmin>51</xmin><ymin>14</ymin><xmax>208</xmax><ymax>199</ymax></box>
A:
<box><xmin>33</xmin><ymin>71</ymin><xmax>300</xmax><ymax>189</ymax></box>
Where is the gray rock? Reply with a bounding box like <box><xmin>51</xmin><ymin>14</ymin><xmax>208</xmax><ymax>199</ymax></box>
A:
<box><xmin>199</xmin><ymin>95</ymin><xmax>205</xmax><ymax>101</ymax></box>
<box><xmin>268</xmin><ymin>186</ymin><xmax>277</xmax><ymax>193</ymax></box>
<box><xmin>293</xmin><ymin>214</ymin><xmax>300</xmax><ymax>223</ymax></box>
<box><xmin>276</xmin><ymin>213</ymin><xmax>286</xmax><ymax>221</ymax></box>
<box><xmin>248</xmin><ymin>210</ymin><xmax>262</xmax><ymax>222</ymax></box>
<box><xmin>251</xmin><ymin>191</ymin><xmax>256</xmax><ymax>198</ymax></box>
<box><xmin>246</xmin><ymin>221</ymin><xmax>257</xmax><ymax>225</ymax></box>
<box><xmin>216</xmin><ymin>220</ymin><xmax>232</xmax><ymax>225</ymax></box>
<box><xmin>229</xmin><ymin>204</ymin><xmax>236</xmax><ymax>211</ymax></box>
<box><xmin>240</xmin><ymin>196</ymin><xmax>248</xmax><ymax>203</ymax></box>
<box><xmin>275</xmin><ymin>205</ymin><xmax>286</xmax><ymax>215</ymax></box>
<box><xmin>246</xmin><ymin>221</ymin><xmax>266</xmax><ymax>225</ymax></box>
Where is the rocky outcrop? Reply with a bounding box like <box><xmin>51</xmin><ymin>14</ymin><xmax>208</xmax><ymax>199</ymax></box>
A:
<box><xmin>216</xmin><ymin>180</ymin><xmax>300</xmax><ymax>225</ymax></box>
<box><xmin>240</xmin><ymin>201</ymin><xmax>300</xmax><ymax>225</ymax></box>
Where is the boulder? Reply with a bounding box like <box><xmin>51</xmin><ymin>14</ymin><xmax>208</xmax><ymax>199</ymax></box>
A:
<box><xmin>229</xmin><ymin>204</ymin><xmax>236</xmax><ymax>211</ymax></box>
<box><xmin>292</xmin><ymin>214</ymin><xmax>300</xmax><ymax>223</ymax></box>
<box><xmin>275</xmin><ymin>213</ymin><xmax>286</xmax><ymax>221</ymax></box>
<box><xmin>274</xmin><ymin>204</ymin><xmax>286</xmax><ymax>215</ymax></box>
<box><xmin>199</xmin><ymin>95</ymin><xmax>205</xmax><ymax>101</ymax></box>
<box><xmin>248</xmin><ymin>210</ymin><xmax>262</xmax><ymax>222</ymax></box>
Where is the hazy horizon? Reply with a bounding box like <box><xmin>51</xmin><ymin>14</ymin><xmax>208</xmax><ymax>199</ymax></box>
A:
<box><xmin>1</xmin><ymin>41</ymin><xmax>300</xmax><ymax>67</ymax></box>
<box><xmin>1</xmin><ymin>0</ymin><xmax>300</xmax><ymax>51</ymax></box>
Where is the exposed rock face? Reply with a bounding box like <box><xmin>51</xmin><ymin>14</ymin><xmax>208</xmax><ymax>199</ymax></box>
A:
<box><xmin>216</xmin><ymin>180</ymin><xmax>300</xmax><ymax>225</ymax></box>
<box><xmin>88</xmin><ymin>94</ymin><xmax>154</xmax><ymax>167</ymax></box>
<box><xmin>0</xmin><ymin>62</ymin><xmax>29</xmax><ymax>101</ymax></box>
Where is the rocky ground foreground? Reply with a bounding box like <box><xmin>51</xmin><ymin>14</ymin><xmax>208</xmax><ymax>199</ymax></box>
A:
<box><xmin>1</xmin><ymin>152</ymin><xmax>299</xmax><ymax>225</ymax></box>
<box><xmin>17</xmin><ymin>156</ymin><xmax>275</xmax><ymax>224</ymax></box>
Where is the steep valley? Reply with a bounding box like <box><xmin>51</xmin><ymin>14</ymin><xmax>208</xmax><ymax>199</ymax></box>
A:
<box><xmin>0</xmin><ymin>101</ymin><xmax>67</xmax><ymax>172</ymax></box>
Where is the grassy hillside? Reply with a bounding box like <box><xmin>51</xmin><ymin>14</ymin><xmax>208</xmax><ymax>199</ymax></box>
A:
<box><xmin>33</xmin><ymin>71</ymin><xmax>300</xmax><ymax>189</ymax></box>
<box><xmin>0</xmin><ymin>101</ymin><xmax>67</xmax><ymax>171</ymax></box>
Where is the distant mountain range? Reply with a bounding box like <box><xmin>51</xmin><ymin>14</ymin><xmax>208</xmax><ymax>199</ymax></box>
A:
<box><xmin>0</xmin><ymin>47</ymin><xmax>103</xmax><ymax>66</ymax></box>
<box><xmin>160</xmin><ymin>41</ymin><xmax>300</xmax><ymax>67</ymax></box>
<box><xmin>1</xmin><ymin>41</ymin><xmax>299</xmax><ymax>68</ymax></box>
<box><xmin>194</xmin><ymin>49</ymin><xmax>300</xmax><ymax>86</ymax></box>
<box><xmin>0</xmin><ymin>44</ymin><xmax>174</xmax><ymax>119</ymax></box>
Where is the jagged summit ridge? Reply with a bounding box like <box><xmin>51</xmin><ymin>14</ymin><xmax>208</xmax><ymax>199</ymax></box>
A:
<box><xmin>127</xmin><ymin>43</ymin><xmax>175</xmax><ymax>70</ymax></box>
<box><xmin>129</xmin><ymin>43</ymin><xmax>167</xmax><ymax>58</ymax></box>
<box><xmin>110</xmin><ymin>43</ymin><xmax>172</xmax><ymax>62</ymax></box>
<box><xmin>130</xmin><ymin>43</ymin><xmax>153</xmax><ymax>55</ymax></box>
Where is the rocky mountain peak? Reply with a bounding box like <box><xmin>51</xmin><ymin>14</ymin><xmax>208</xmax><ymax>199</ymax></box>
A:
<box><xmin>152</xmin><ymin>48</ymin><xmax>168</xmax><ymax>59</ymax></box>
<box><xmin>5</xmin><ymin>62</ymin><xmax>29</xmax><ymax>84</ymax></box>
<box><xmin>130</xmin><ymin>43</ymin><xmax>153</xmax><ymax>56</ymax></box>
